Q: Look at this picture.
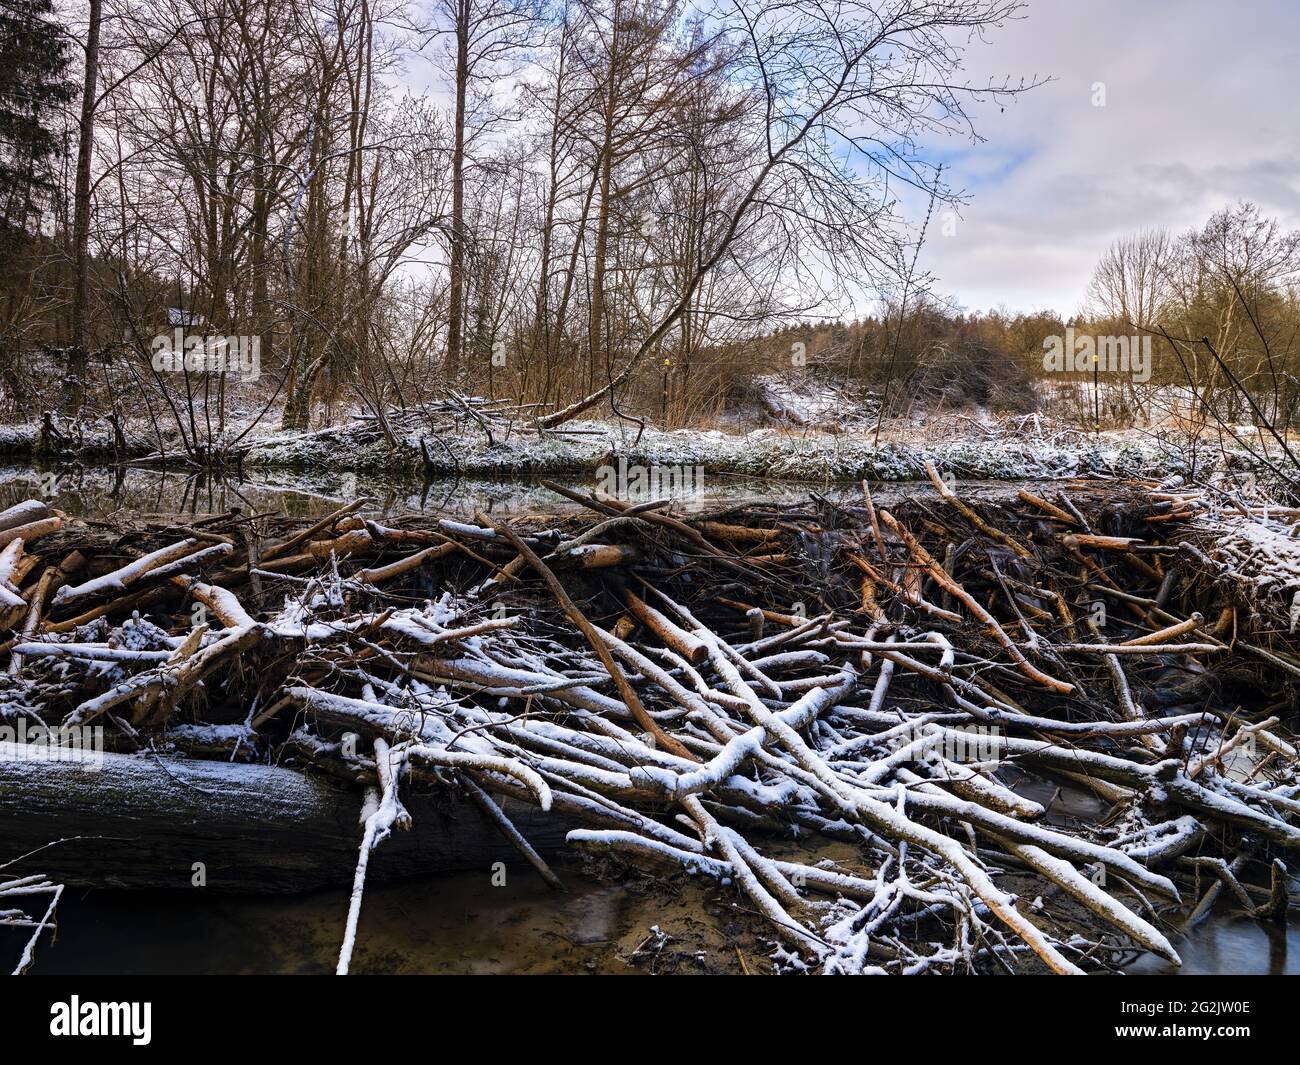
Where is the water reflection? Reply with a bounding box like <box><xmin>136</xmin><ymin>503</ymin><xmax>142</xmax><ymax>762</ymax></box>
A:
<box><xmin>1131</xmin><ymin>916</ymin><xmax>1298</xmax><ymax>975</ymax></box>
<box><xmin>0</xmin><ymin>462</ymin><xmax>871</xmax><ymax>520</ymax></box>
<box><xmin>17</xmin><ymin>869</ymin><xmax>1293</xmax><ymax>975</ymax></box>
<box><xmin>18</xmin><ymin>863</ymin><xmax>720</xmax><ymax>975</ymax></box>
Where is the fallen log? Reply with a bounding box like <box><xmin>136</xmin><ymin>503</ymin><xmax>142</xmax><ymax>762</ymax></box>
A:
<box><xmin>0</xmin><ymin>743</ymin><xmax>573</xmax><ymax>893</ymax></box>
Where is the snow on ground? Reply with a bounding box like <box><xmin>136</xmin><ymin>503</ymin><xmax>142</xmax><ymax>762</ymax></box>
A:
<box><xmin>0</xmin><ymin>394</ymin><xmax>1284</xmax><ymax>489</ymax></box>
<box><xmin>747</xmin><ymin>373</ymin><xmax>878</xmax><ymax>430</ymax></box>
<box><xmin>240</xmin><ymin>416</ymin><xmax>1250</xmax><ymax>485</ymax></box>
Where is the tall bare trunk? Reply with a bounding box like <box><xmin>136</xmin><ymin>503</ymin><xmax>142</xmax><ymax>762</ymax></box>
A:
<box><xmin>446</xmin><ymin>0</ymin><xmax>469</xmax><ymax>381</ymax></box>
<box><xmin>68</xmin><ymin>0</ymin><xmax>102</xmax><ymax>409</ymax></box>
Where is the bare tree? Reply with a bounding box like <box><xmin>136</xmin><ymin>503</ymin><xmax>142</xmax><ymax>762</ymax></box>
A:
<box><xmin>66</xmin><ymin>0</ymin><xmax>102</xmax><ymax>407</ymax></box>
<box><xmin>427</xmin><ymin>0</ymin><xmax>538</xmax><ymax>379</ymax></box>
<box><xmin>538</xmin><ymin>0</ymin><xmax>1037</xmax><ymax>427</ymax></box>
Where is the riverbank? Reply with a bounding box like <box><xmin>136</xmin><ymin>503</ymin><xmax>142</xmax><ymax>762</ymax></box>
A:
<box><xmin>0</xmin><ymin>414</ymin><xmax>1264</xmax><ymax>488</ymax></box>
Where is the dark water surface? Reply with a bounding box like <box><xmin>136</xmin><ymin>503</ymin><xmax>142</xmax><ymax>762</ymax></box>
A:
<box><xmin>16</xmin><ymin>869</ymin><xmax>1296</xmax><ymax>975</ymax></box>
<box><xmin>0</xmin><ymin>461</ymin><xmax>861</xmax><ymax>521</ymax></box>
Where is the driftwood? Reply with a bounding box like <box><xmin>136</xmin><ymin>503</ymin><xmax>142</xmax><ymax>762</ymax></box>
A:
<box><xmin>1</xmin><ymin>475</ymin><xmax>1298</xmax><ymax>975</ymax></box>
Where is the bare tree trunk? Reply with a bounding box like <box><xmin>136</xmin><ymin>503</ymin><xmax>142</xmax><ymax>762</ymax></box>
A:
<box><xmin>446</xmin><ymin>0</ymin><xmax>469</xmax><ymax>381</ymax></box>
<box><xmin>67</xmin><ymin>0</ymin><xmax>102</xmax><ymax>409</ymax></box>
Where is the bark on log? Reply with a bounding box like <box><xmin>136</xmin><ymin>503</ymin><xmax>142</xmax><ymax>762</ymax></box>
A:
<box><xmin>0</xmin><ymin>744</ymin><xmax>572</xmax><ymax>893</ymax></box>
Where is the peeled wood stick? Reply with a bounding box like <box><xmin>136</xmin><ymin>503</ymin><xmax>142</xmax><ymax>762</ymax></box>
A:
<box><xmin>860</xmin><ymin>481</ymin><xmax>889</xmax><ymax>568</ymax></box>
<box><xmin>41</xmin><ymin>582</ymin><xmax>173</xmax><ymax>633</ymax></box>
<box><xmin>1085</xmin><ymin>620</ymin><xmax>1149</xmax><ymax>770</ymax></box>
<box><xmin>1054</xmin><ymin>642</ymin><xmax>1222</xmax><ymax>655</ymax></box>
<box><xmin>0</xmin><ymin>540</ymin><xmax>25</xmax><ymax>613</ymax></box>
<box><xmin>353</xmin><ymin>543</ymin><xmax>456</xmax><ymax>584</ymax></box>
<box><xmin>719</xmin><ymin>598</ymin><xmax>805</xmax><ymax>629</ymax></box>
<box><xmin>473</xmin><ymin>552</ymin><xmax>528</xmax><ymax>595</ymax></box>
<box><xmin>174</xmin><ymin>579</ymin><xmax>256</xmax><ymax>628</ymax></box>
<box><xmin>65</xmin><ymin>622</ymin><xmax>264</xmax><ymax>727</ymax></box>
<box><xmin>11</xmin><ymin>552</ymin><xmax>41</xmax><ymax>587</ymax></box>
<box><xmin>7</xmin><ymin>564</ymin><xmax>60</xmax><ymax>674</ymax></box>
<box><xmin>567</xmin><ymin>829</ymin><xmax>882</xmax><ymax>901</ymax></box>
<box><xmin>680</xmin><ymin>794</ymin><xmax>822</xmax><ymax>955</ymax></box>
<box><xmin>845</xmin><ymin>552</ymin><xmax>961</xmax><ymax>623</ymax></box>
<box><xmin>1088</xmin><ymin>587</ymin><xmax>1270</xmax><ymax>665</ymax></box>
<box><xmin>461</xmin><ymin>773</ymin><xmax>565</xmax><ymax>892</ymax></box>
<box><xmin>1154</xmin><ymin>763</ymin><xmax>1300</xmax><ymax>848</ymax></box>
<box><xmin>168</xmin><ymin>625</ymin><xmax>207</xmax><ymax>663</ymax></box>
<box><xmin>337</xmin><ymin>738</ymin><xmax>409</xmax><ymax>975</ymax></box>
<box><xmin>9</xmin><ymin>879</ymin><xmax>62</xmax><ymax>976</ymax></box>
<box><xmin>925</xmin><ymin>461</ymin><xmax>1032</xmax><ymax>558</ymax></box>
<box><xmin>1068</xmin><ymin>547</ymin><xmax>1148</xmax><ymax>625</ymax></box>
<box><xmin>1060</xmin><ymin>533</ymin><xmax>1142</xmax><ymax>551</ymax></box>
<box><xmin>591</xmin><ymin>631</ymin><xmax>712</xmax><ymax>717</ymax></box>
<box><xmin>697</xmin><ymin>521</ymin><xmax>779</xmax><ymax>545</ymax></box>
<box><xmin>625</xmin><ymin>589</ymin><xmax>707</xmax><ymax>664</ymax></box>
<box><xmin>250</xmin><ymin>610</ymin><xmax>395</xmax><ymax>729</ymax></box>
<box><xmin>53</xmin><ymin>537</ymin><xmax>202</xmax><ymax>607</ymax></box>
<box><xmin>405</xmin><ymin>616</ymin><xmax>521</xmax><ymax>647</ymax></box>
<box><xmin>262</xmin><ymin>498</ymin><xmax>372</xmax><ymax>562</ymax></box>
<box><xmin>1120</xmin><ymin>613</ymin><xmax>1204</xmax><ymax>646</ymax></box>
<box><xmin>0</xmin><ymin>500</ymin><xmax>49</xmax><ymax>534</ymax></box>
<box><xmin>1253</xmin><ymin>859</ymin><xmax>1290</xmax><ymax>923</ymax></box>
<box><xmin>360</xmin><ymin>520</ymin><xmax>438</xmax><ymax>544</ymax></box>
<box><xmin>879</xmin><ymin>509</ymin><xmax>1073</xmax><ymax>694</ymax></box>
<box><xmin>407</xmin><ymin>745</ymin><xmax>553</xmax><ymax>811</ymax></box>
<box><xmin>142</xmin><ymin>542</ymin><xmax>235</xmax><ymax>582</ymax></box>
<box><xmin>882</xmin><ymin>764</ymin><xmax>1179</xmax><ymax>900</ymax></box>
<box><xmin>541</xmin><ymin>480</ymin><xmax>765</xmax><ymax>582</ymax></box>
<box><xmin>481</xmin><ymin>513</ymin><xmax>697</xmax><ymax>762</ymax></box>
<box><xmin>565</xmin><ymin>543</ymin><xmax>638</xmax><ymax>569</ymax></box>
<box><xmin>133</xmin><ymin>624</ymin><xmax>210</xmax><ymax>726</ymax></box>
<box><xmin>252</xmin><ymin>552</ymin><xmax>321</xmax><ymax>574</ymax></box>
<box><xmin>0</xmin><ymin>516</ymin><xmax>62</xmax><ymax>551</ymax></box>
<box><xmin>1017</xmin><ymin>489</ymin><xmax>1076</xmax><ymax>525</ymax></box>
<box><xmin>1183</xmin><ymin>853</ymin><xmax>1248</xmax><ymax>931</ymax></box>
<box><xmin>1186</xmin><ymin>716</ymin><xmax>1280</xmax><ymax>780</ymax></box>
<box><xmin>892</xmin><ymin>767</ymin><xmax>1168</xmax><ymax>952</ymax></box>
<box><xmin>987</xmin><ymin>835</ymin><xmax>1179</xmax><ymax>963</ymax></box>
<box><xmin>304</xmin><ymin>529</ymin><xmax>373</xmax><ymax>560</ymax></box>
<box><xmin>545</xmin><ymin>481</ymin><xmax>722</xmax><ymax>556</ymax></box>
<box><xmin>639</xmin><ymin>580</ymin><xmax>782</xmax><ymax>698</ymax></box>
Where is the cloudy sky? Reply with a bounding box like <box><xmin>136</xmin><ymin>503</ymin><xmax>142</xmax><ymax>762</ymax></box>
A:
<box><xmin>917</xmin><ymin>0</ymin><xmax>1300</xmax><ymax>316</ymax></box>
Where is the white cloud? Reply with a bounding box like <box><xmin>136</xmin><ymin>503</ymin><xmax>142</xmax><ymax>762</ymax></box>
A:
<box><xmin>917</xmin><ymin>0</ymin><xmax>1300</xmax><ymax>315</ymax></box>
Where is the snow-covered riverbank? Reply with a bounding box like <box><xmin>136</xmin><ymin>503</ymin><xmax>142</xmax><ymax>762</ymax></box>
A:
<box><xmin>3</xmin><ymin>414</ymin><xmax>1267</xmax><ymax>488</ymax></box>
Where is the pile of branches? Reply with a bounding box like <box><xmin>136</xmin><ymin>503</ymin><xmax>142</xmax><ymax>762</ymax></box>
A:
<box><xmin>1</xmin><ymin>467</ymin><xmax>1298</xmax><ymax>975</ymax></box>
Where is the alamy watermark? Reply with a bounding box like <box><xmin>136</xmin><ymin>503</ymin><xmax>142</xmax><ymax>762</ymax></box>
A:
<box><xmin>151</xmin><ymin>329</ymin><xmax>261</xmax><ymax>381</ymax></box>
<box><xmin>50</xmin><ymin>997</ymin><xmax>151</xmax><ymax>1045</ymax></box>
<box><xmin>1042</xmin><ymin>327</ymin><xmax>1151</xmax><ymax>382</ymax></box>
<box><xmin>595</xmin><ymin>457</ymin><xmax>705</xmax><ymax>503</ymax></box>
<box><xmin>0</xmin><ymin>719</ymin><xmax>105</xmax><ymax>770</ymax></box>
<box><xmin>889</xmin><ymin>722</ymin><xmax>1002</xmax><ymax>764</ymax></box>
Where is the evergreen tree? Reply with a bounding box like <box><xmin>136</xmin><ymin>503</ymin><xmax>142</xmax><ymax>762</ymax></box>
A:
<box><xmin>0</xmin><ymin>0</ymin><xmax>74</xmax><ymax>229</ymax></box>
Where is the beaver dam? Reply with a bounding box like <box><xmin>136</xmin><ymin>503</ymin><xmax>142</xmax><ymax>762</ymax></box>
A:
<box><xmin>2</xmin><ymin>468</ymin><xmax>1299</xmax><ymax>975</ymax></box>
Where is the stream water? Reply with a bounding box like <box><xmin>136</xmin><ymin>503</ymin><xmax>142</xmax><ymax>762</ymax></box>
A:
<box><xmin>3</xmin><ymin>461</ymin><xmax>1297</xmax><ymax>975</ymax></box>
<box><xmin>0</xmin><ymin>461</ymin><xmax>863</xmax><ymax>521</ymax></box>
<box><xmin>18</xmin><ymin>866</ymin><xmax>1298</xmax><ymax>975</ymax></box>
